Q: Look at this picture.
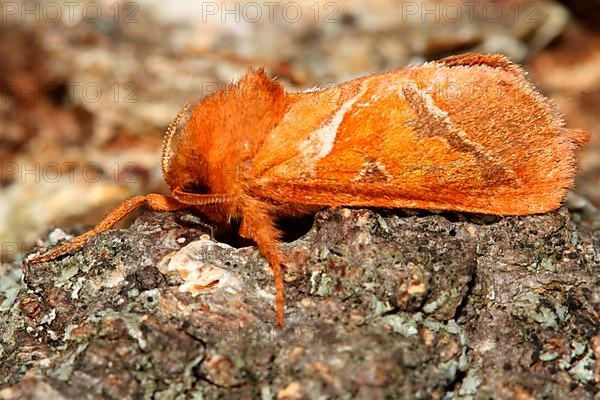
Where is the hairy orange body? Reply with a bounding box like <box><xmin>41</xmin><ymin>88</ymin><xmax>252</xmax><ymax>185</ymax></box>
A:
<box><xmin>28</xmin><ymin>53</ymin><xmax>589</xmax><ymax>326</ymax></box>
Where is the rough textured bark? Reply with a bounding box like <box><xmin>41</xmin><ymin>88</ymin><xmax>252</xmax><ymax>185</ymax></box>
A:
<box><xmin>1</xmin><ymin>206</ymin><xmax>599</xmax><ymax>399</ymax></box>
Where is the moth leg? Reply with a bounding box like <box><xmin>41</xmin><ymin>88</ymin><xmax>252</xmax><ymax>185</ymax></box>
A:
<box><xmin>238</xmin><ymin>218</ymin><xmax>253</xmax><ymax>240</ymax></box>
<box><xmin>240</xmin><ymin>206</ymin><xmax>285</xmax><ymax>327</ymax></box>
<box><xmin>27</xmin><ymin>194</ymin><xmax>187</xmax><ymax>265</ymax></box>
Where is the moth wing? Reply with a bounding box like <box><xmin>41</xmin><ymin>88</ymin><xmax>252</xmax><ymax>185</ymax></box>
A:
<box><xmin>249</xmin><ymin>57</ymin><xmax>580</xmax><ymax>215</ymax></box>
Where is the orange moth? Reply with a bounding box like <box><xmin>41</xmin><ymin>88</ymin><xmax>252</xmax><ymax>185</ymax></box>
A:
<box><xmin>27</xmin><ymin>53</ymin><xmax>589</xmax><ymax>326</ymax></box>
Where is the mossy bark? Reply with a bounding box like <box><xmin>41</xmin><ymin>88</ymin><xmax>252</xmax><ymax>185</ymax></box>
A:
<box><xmin>1</xmin><ymin>207</ymin><xmax>599</xmax><ymax>399</ymax></box>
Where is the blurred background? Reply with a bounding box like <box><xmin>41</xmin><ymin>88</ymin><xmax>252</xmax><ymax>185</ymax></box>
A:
<box><xmin>0</xmin><ymin>0</ymin><xmax>598</xmax><ymax>262</ymax></box>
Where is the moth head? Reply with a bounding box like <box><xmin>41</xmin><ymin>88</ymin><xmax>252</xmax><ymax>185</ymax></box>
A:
<box><xmin>161</xmin><ymin>69</ymin><xmax>290</xmax><ymax>202</ymax></box>
<box><xmin>160</xmin><ymin>100</ymin><xmax>213</xmax><ymax>199</ymax></box>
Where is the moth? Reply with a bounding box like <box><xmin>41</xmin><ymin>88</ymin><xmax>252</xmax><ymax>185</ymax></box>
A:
<box><xmin>28</xmin><ymin>53</ymin><xmax>589</xmax><ymax>326</ymax></box>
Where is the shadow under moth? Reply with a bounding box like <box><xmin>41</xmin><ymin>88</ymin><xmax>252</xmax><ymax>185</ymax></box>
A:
<box><xmin>27</xmin><ymin>53</ymin><xmax>589</xmax><ymax>327</ymax></box>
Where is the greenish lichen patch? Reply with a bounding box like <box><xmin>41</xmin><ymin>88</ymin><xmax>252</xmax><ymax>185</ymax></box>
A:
<box><xmin>1</xmin><ymin>207</ymin><xmax>598</xmax><ymax>399</ymax></box>
<box><xmin>0</xmin><ymin>265</ymin><xmax>22</xmax><ymax>312</ymax></box>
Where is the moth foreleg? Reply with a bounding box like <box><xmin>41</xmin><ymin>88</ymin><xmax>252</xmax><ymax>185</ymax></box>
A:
<box><xmin>240</xmin><ymin>204</ymin><xmax>285</xmax><ymax>327</ymax></box>
<box><xmin>26</xmin><ymin>194</ymin><xmax>186</xmax><ymax>265</ymax></box>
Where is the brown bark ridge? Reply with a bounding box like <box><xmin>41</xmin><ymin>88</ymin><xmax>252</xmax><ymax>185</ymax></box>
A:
<box><xmin>1</xmin><ymin>205</ymin><xmax>599</xmax><ymax>399</ymax></box>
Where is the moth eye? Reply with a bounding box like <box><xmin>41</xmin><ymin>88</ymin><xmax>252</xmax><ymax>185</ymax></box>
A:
<box><xmin>182</xmin><ymin>181</ymin><xmax>211</xmax><ymax>194</ymax></box>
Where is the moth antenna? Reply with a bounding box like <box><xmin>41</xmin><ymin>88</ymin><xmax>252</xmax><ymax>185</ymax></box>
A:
<box><xmin>161</xmin><ymin>101</ymin><xmax>191</xmax><ymax>180</ymax></box>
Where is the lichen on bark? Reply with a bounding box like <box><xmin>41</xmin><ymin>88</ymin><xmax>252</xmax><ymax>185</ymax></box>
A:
<box><xmin>1</xmin><ymin>206</ymin><xmax>599</xmax><ymax>399</ymax></box>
